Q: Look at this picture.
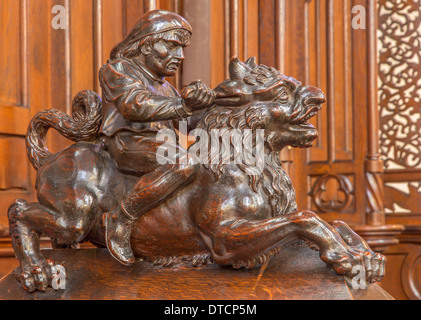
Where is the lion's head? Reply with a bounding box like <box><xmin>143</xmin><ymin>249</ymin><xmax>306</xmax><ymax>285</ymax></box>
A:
<box><xmin>189</xmin><ymin>58</ymin><xmax>326</xmax><ymax>216</ymax></box>
<box><xmin>212</xmin><ymin>57</ymin><xmax>326</xmax><ymax>150</ymax></box>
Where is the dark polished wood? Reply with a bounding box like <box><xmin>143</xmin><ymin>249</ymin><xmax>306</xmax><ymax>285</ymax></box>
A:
<box><xmin>6</xmin><ymin>8</ymin><xmax>387</xmax><ymax>294</ymax></box>
<box><xmin>0</xmin><ymin>0</ymin><xmax>419</xmax><ymax>299</ymax></box>
<box><xmin>0</xmin><ymin>245</ymin><xmax>393</xmax><ymax>300</ymax></box>
<box><xmin>256</xmin><ymin>0</ymin><xmax>418</xmax><ymax>299</ymax></box>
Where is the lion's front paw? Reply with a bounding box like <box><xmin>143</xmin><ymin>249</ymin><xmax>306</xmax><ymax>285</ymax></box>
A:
<box><xmin>357</xmin><ymin>250</ymin><xmax>386</xmax><ymax>283</ymax></box>
<box><xmin>321</xmin><ymin>247</ymin><xmax>386</xmax><ymax>284</ymax></box>
<box><xmin>15</xmin><ymin>259</ymin><xmax>54</xmax><ymax>292</ymax></box>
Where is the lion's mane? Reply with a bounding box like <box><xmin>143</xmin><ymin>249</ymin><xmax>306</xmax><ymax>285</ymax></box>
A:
<box><xmin>194</xmin><ymin>104</ymin><xmax>297</xmax><ymax>217</ymax></box>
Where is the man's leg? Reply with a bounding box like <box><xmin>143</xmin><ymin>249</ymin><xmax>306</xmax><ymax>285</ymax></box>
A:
<box><xmin>104</xmin><ymin>134</ymin><xmax>199</xmax><ymax>265</ymax></box>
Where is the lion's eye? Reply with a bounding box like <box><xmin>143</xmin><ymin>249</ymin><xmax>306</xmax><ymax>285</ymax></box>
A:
<box><xmin>275</xmin><ymin>89</ymin><xmax>289</xmax><ymax>104</ymax></box>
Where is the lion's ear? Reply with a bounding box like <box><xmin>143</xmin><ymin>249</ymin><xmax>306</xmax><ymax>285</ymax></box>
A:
<box><xmin>229</xmin><ymin>56</ymin><xmax>252</xmax><ymax>80</ymax></box>
<box><xmin>245</xmin><ymin>57</ymin><xmax>257</xmax><ymax>69</ymax></box>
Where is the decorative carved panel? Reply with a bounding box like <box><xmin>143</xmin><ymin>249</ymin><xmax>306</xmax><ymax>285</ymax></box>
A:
<box><xmin>285</xmin><ymin>0</ymin><xmax>368</xmax><ymax>224</ymax></box>
<box><xmin>309</xmin><ymin>174</ymin><xmax>355</xmax><ymax>213</ymax></box>
<box><xmin>377</xmin><ymin>0</ymin><xmax>421</xmax><ymax>300</ymax></box>
<box><xmin>384</xmin><ymin>182</ymin><xmax>421</xmax><ymax>215</ymax></box>
<box><xmin>378</xmin><ymin>0</ymin><xmax>421</xmax><ymax>218</ymax></box>
<box><xmin>378</xmin><ymin>0</ymin><xmax>421</xmax><ymax>171</ymax></box>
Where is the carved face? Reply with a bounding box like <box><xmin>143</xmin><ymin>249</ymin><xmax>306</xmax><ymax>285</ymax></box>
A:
<box><xmin>214</xmin><ymin>57</ymin><xmax>326</xmax><ymax>149</ymax></box>
<box><xmin>141</xmin><ymin>31</ymin><xmax>188</xmax><ymax>77</ymax></box>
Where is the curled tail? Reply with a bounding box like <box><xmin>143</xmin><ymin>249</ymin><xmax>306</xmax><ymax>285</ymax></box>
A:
<box><xmin>26</xmin><ymin>90</ymin><xmax>102</xmax><ymax>170</ymax></box>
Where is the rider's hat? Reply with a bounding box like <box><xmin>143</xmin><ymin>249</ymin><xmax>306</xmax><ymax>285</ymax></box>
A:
<box><xmin>133</xmin><ymin>10</ymin><xmax>192</xmax><ymax>39</ymax></box>
<box><xmin>110</xmin><ymin>10</ymin><xmax>192</xmax><ymax>59</ymax></box>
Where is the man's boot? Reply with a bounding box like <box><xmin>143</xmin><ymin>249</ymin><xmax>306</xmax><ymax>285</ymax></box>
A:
<box><xmin>103</xmin><ymin>206</ymin><xmax>137</xmax><ymax>266</ymax></box>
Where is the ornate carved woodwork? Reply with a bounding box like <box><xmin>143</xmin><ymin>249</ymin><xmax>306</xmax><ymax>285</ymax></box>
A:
<box><xmin>376</xmin><ymin>0</ymin><xmax>421</xmax><ymax>300</ymax></box>
<box><xmin>0</xmin><ymin>0</ymin><xmax>418</xmax><ymax>299</ymax></box>
<box><xmin>4</xmin><ymin>6</ymin><xmax>389</xmax><ymax>294</ymax></box>
<box><xmin>378</xmin><ymin>0</ymin><xmax>421</xmax><ymax>172</ymax></box>
<box><xmin>258</xmin><ymin>0</ymin><xmax>407</xmax><ymax>298</ymax></box>
<box><xmin>309</xmin><ymin>174</ymin><xmax>355</xmax><ymax>214</ymax></box>
<box><xmin>378</xmin><ymin>0</ymin><xmax>421</xmax><ymax>216</ymax></box>
<box><xmin>281</xmin><ymin>0</ymin><xmax>366</xmax><ymax>224</ymax></box>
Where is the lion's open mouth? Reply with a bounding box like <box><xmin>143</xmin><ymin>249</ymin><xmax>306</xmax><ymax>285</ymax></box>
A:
<box><xmin>290</xmin><ymin>103</ymin><xmax>322</xmax><ymax>132</ymax></box>
<box><xmin>294</xmin><ymin>103</ymin><xmax>322</xmax><ymax>124</ymax></box>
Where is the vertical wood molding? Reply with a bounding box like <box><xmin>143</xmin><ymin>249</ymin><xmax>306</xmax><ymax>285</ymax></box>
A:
<box><xmin>182</xmin><ymin>0</ymin><xmax>211</xmax><ymax>86</ymax></box>
<box><xmin>93</xmin><ymin>0</ymin><xmax>103</xmax><ymax>93</ymax></box>
<box><xmin>326</xmin><ymin>0</ymin><xmax>335</xmax><ymax>163</ymax></box>
<box><xmin>230</xmin><ymin>0</ymin><xmax>239</xmax><ymax>59</ymax></box>
<box><xmin>365</xmin><ymin>0</ymin><xmax>385</xmax><ymax>226</ymax></box>
<box><xmin>276</xmin><ymin>0</ymin><xmax>292</xmax><ymax>163</ymax></box>
<box><xmin>224</xmin><ymin>0</ymin><xmax>230</xmax><ymax>78</ymax></box>
<box><xmin>343</xmin><ymin>0</ymin><xmax>350</xmax><ymax>153</ymax></box>
<box><xmin>243</xmin><ymin>0</ymin><xmax>248</xmax><ymax>59</ymax></box>
<box><xmin>367</xmin><ymin>0</ymin><xmax>379</xmax><ymax>161</ymax></box>
<box><xmin>275</xmin><ymin>0</ymin><xmax>285</xmax><ymax>73</ymax></box>
<box><xmin>20</xmin><ymin>0</ymin><xmax>29</xmax><ymax>108</ymax></box>
<box><xmin>65</xmin><ymin>0</ymin><xmax>71</xmax><ymax>114</ymax></box>
<box><xmin>122</xmin><ymin>0</ymin><xmax>127</xmax><ymax>36</ymax></box>
<box><xmin>145</xmin><ymin>0</ymin><xmax>158</xmax><ymax>11</ymax></box>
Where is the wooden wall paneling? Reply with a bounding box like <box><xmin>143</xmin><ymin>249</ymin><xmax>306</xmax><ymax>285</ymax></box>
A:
<box><xmin>381</xmin><ymin>241</ymin><xmax>421</xmax><ymax>300</ymax></box>
<box><xmin>209</xmin><ymin>0</ymin><xmax>226</xmax><ymax>88</ymax></box>
<box><xmin>245</xmin><ymin>0</ymin><xmax>259</xmax><ymax>64</ymax></box>
<box><xmin>378</xmin><ymin>0</ymin><xmax>421</xmax><ymax>223</ymax></box>
<box><xmin>348</xmin><ymin>0</ymin><xmax>405</xmax><ymax>256</ymax></box>
<box><xmin>101</xmin><ymin>0</ymin><xmax>124</xmax><ymax>72</ymax></box>
<box><xmin>48</xmin><ymin>0</ymin><xmax>97</xmax><ymax>154</ymax></box>
<box><xmin>0</xmin><ymin>0</ymin><xmax>49</xmax><ymax>224</ymax></box>
<box><xmin>0</xmin><ymin>0</ymin><xmax>31</xmax><ymax>212</ymax></box>
<box><xmin>145</xmin><ymin>0</ymin><xmax>158</xmax><ymax>11</ymax></box>
<box><xmin>0</xmin><ymin>0</ymin><xmax>24</xmax><ymax>107</ymax></box>
<box><xmin>182</xmin><ymin>0</ymin><xmax>211</xmax><ymax>88</ymax></box>
<box><xmin>0</xmin><ymin>0</ymin><xmax>59</xmax><ymax>275</ymax></box>
<box><xmin>183</xmin><ymin>0</ymin><xmax>259</xmax><ymax>89</ymax></box>
<box><xmin>70</xmin><ymin>0</ymin><xmax>95</xmax><ymax>97</ymax></box>
<box><xmin>364</xmin><ymin>0</ymin><xmax>385</xmax><ymax>227</ymax></box>
<box><xmin>0</xmin><ymin>107</ymin><xmax>30</xmax><ymax>138</ymax></box>
<box><xmin>258</xmin><ymin>0</ymin><xmax>276</xmax><ymax>68</ymax></box>
<box><xmin>282</xmin><ymin>0</ymin><xmax>364</xmax><ymax>225</ymax></box>
<box><xmin>374</xmin><ymin>0</ymin><xmax>421</xmax><ymax>300</ymax></box>
<box><xmin>332</xmin><ymin>0</ymin><xmax>354</xmax><ymax>162</ymax></box>
<box><xmin>0</xmin><ymin>137</ymin><xmax>28</xmax><ymax>192</ymax></box>
<box><xmin>123</xmin><ymin>0</ymin><xmax>146</xmax><ymax>36</ymax></box>
<box><xmin>49</xmin><ymin>0</ymin><xmax>71</xmax><ymax>153</ymax></box>
<box><xmin>306</xmin><ymin>0</ymin><xmax>328</xmax><ymax>164</ymax></box>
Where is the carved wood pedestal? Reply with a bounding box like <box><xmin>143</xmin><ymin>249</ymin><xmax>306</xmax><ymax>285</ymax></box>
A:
<box><xmin>0</xmin><ymin>245</ymin><xmax>393</xmax><ymax>300</ymax></box>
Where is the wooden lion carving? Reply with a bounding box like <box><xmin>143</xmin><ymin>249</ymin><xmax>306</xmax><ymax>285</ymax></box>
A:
<box><xmin>7</xmin><ymin>10</ymin><xmax>385</xmax><ymax>292</ymax></box>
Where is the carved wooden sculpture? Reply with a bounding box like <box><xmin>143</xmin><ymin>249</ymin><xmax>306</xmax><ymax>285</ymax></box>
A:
<box><xmin>8</xmin><ymin>10</ymin><xmax>386</xmax><ymax>292</ymax></box>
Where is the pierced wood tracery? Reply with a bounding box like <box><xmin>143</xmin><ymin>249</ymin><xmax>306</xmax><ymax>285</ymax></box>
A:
<box><xmin>378</xmin><ymin>0</ymin><xmax>421</xmax><ymax>215</ymax></box>
<box><xmin>378</xmin><ymin>0</ymin><xmax>421</xmax><ymax>171</ymax></box>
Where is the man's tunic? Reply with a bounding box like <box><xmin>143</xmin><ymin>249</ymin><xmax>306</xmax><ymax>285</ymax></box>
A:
<box><xmin>99</xmin><ymin>57</ymin><xmax>190</xmax><ymax>174</ymax></box>
<box><xmin>99</xmin><ymin>57</ymin><xmax>191</xmax><ymax>137</ymax></box>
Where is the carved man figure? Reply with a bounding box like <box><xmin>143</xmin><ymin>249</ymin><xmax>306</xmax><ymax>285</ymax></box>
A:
<box><xmin>99</xmin><ymin>10</ymin><xmax>214</xmax><ymax>265</ymax></box>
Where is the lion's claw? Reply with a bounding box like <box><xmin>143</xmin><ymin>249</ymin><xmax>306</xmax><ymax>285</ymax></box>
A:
<box><xmin>322</xmin><ymin>246</ymin><xmax>386</xmax><ymax>284</ymax></box>
<box><xmin>16</xmin><ymin>260</ymin><xmax>54</xmax><ymax>292</ymax></box>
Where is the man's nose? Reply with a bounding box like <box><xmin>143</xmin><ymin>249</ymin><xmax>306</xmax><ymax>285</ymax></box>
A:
<box><xmin>174</xmin><ymin>47</ymin><xmax>185</xmax><ymax>60</ymax></box>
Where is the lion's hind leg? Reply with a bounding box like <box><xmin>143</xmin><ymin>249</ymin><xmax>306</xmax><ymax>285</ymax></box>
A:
<box><xmin>8</xmin><ymin>198</ymin><xmax>92</xmax><ymax>292</ymax></box>
<box><xmin>8</xmin><ymin>199</ymin><xmax>53</xmax><ymax>292</ymax></box>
